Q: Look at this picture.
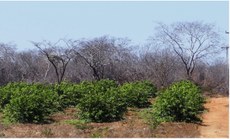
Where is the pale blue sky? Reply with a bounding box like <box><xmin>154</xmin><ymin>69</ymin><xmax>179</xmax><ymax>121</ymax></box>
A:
<box><xmin>0</xmin><ymin>1</ymin><xmax>228</xmax><ymax>51</ymax></box>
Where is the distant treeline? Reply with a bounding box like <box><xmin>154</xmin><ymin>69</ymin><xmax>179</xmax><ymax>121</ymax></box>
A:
<box><xmin>0</xmin><ymin>21</ymin><xmax>228</xmax><ymax>93</ymax></box>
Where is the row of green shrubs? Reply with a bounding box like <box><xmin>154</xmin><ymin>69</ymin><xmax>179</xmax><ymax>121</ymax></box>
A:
<box><xmin>0</xmin><ymin>80</ymin><xmax>157</xmax><ymax>123</ymax></box>
<box><xmin>0</xmin><ymin>80</ymin><xmax>205</xmax><ymax>124</ymax></box>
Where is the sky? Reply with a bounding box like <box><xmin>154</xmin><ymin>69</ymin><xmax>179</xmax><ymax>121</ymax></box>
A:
<box><xmin>0</xmin><ymin>1</ymin><xmax>229</xmax><ymax>51</ymax></box>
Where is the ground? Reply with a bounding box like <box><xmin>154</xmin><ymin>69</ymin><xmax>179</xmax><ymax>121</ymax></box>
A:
<box><xmin>199</xmin><ymin>96</ymin><xmax>229</xmax><ymax>138</ymax></box>
<box><xmin>0</xmin><ymin>96</ymin><xmax>228</xmax><ymax>138</ymax></box>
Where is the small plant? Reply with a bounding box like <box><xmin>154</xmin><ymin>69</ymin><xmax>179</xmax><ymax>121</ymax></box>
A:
<box><xmin>90</xmin><ymin>127</ymin><xmax>109</xmax><ymax>138</ymax></box>
<box><xmin>0</xmin><ymin>82</ymin><xmax>27</xmax><ymax>110</ymax></box>
<box><xmin>78</xmin><ymin>82</ymin><xmax>127</xmax><ymax>122</ymax></box>
<box><xmin>139</xmin><ymin>108</ymin><xmax>160</xmax><ymax>130</ymax></box>
<box><xmin>0</xmin><ymin>133</ymin><xmax>5</xmax><ymax>137</ymax></box>
<box><xmin>57</xmin><ymin>80</ymin><xmax>118</xmax><ymax>109</ymax></box>
<box><xmin>90</xmin><ymin>132</ymin><xmax>101</xmax><ymax>138</ymax></box>
<box><xmin>3</xmin><ymin>87</ymin><xmax>59</xmax><ymax>123</ymax></box>
<box><xmin>56</xmin><ymin>82</ymin><xmax>84</xmax><ymax>109</ymax></box>
<box><xmin>152</xmin><ymin>80</ymin><xmax>205</xmax><ymax>123</ymax></box>
<box><xmin>0</xmin><ymin>82</ymin><xmax>54</xmax><ymax>111</ymax></box>
<box><xmin>140</xmin><ymin>81</ymin><xmax>157</xmax><ymax>98</ymax></box>
<box><xmin>119</xmin><ymin>81</ymin><xmax>157</xmax><ymax>108</ymax></box>
<box><xmin>41</xmin><ymin>127</ymin><xmax>53</xmax><ymax>137</ymax></box>
<box><xmin>64</xmin><ymin>119</ymin><xmax>92</xmax><ymax>130</ymax></box>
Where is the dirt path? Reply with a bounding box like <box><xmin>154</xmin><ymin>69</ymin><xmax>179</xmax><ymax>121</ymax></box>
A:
<box><xmin>199</xmin><ymin>97</ymin><xmax>229</xmax><ymax>138</ymax></box>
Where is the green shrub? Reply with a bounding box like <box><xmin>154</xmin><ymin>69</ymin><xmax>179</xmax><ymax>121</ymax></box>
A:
<box><xmin>91</xmin><ymin>79</ymin><xmax>118</xmax><ymax>91</ymax></box>
<box><xmin>57</xmin><ymin>80</ymin><xmax>118</xmax><ymax>109</ymax></box>
<box><xmin>0</xmin><ymin>82</ymin><xmax>53</xmax><ymax>111</ymax></box>
<box><xmin>0</xmin><ymin>82</ymin><xmax>26</xmax><ymax>110</ymax></box>
<box><xmin>0</xmin><ymin>88</ymin><xmax>11</xmax><ymax>111</ymax></box>
<box><xmin>119</xmin><ymin>81</ymin><xmax>156</xmax><ymax>108</ymax></box>
<box><xmin>55</xmin><ymin>82</ymin><xmax>84</xmax><ymax>109</ymax></box>
<box><xmin>79</xmin><ymin>79</ymin><xmax>118</xmax><ymax>94</ymax></box>
<box><xmin>78</xmin><ymin>84</ymin><xmax>127</xmax><ymax>122</ymax></box>
<box><xmin>2</xmin><ymin>83</ymin><xmax>59</xmax><ymax>123</ymax></box>
<box><xmin>139</xmin><ymin>80</ymin><xmax>157</xmax><ymax>98</ymax></box>
<box><xmin>152</xmin><ymin>80</ymin><xmax>205</xmax><ymax>123</ymax></box>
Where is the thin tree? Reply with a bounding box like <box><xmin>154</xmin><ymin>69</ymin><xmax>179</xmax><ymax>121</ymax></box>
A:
<box><xmin>154</xmin><ymin>21</ymin><xmax>220</xmax><ymax>80</ymax></box>
<box><xmin>71</xmin><ymin>36</ymin><xmax>123</xmax><ymax>80</ymax></box>
<box><xmin>32</xmin><ymin>39</ymin><xmax>74</xmax><ymax>84</ymax></box>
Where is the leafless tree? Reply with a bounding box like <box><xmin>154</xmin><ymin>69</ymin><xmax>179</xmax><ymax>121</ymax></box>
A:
<box><xmin>140</xmin><ymin>48</ymin><xmax>180</xmax><ymax>88</ymax></box>
<box><xmin>71</xmin><ymin>36</ymin><xmax>131</xmax><ymax>81</ymax></box>
<box><xmin>0</xmin><ymin>43</ymin><xmax>22</xmax><ymax>85</ymax></box>
<box><xmin>32</xmin><ymin>40</ymin><xmax>74</xmax><ymax>84</ymax></box>
<box><xmin>153</xmin><ymin>21</ymin><xmax>221</xmax><ymax>80</ymax></box>
<box><xmin>16</xmin><ymin>51</ymin><xmax>41</xmax><ymax>82</ymax></box>
<box><xmin>204</xmin><ymin>59</ymin><xmax>228</xmax><ymax>94</ymax></box>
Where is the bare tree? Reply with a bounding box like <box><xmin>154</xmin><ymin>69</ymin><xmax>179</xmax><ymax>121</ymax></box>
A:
<box><xmin>204</xmin><ymin>59</ymin><xmax>228</xmax><ymax>94</ymax></box>
<box><xmin>0</xmin><ymin>43</ymin><xmax>22</xmax><ymax>85</ymax></box>
<box><xmin>140</xmin><ymin>48</ymin><xmax>180</xmax><ymax>88</ymax></box>
<box><xmin>71</xmin><ymin>36</ymin><xmax>131</xmax><ymax>81</ymax></box>
<box><xmin>32</xmin><ymin>40</ymin><xmax>74</xmax><ymax>84</ymax></box>
<box><xmin>153</xmin><ymin>21</ymin><xmax>220</xmax><ymax>80</ymax></box>
<box><xmin>16</xmin><ymin>50</ymin><xmax>42</xmax><ymax>82</ymax></box>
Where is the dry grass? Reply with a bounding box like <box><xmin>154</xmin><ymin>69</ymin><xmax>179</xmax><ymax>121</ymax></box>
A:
<box><xmin>152</xmin><ymin>122</ymin><xmax>200</xmax><ymax>138</ymax></box>
<box><xmin>0</xmin><ymin>106</ymin><xmax>202</xmax><ymax>138</ymax></box>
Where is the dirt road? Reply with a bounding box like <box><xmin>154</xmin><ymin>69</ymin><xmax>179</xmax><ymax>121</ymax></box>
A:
<box><xmin>199</xmin><ymin>97</ymin><xmax>229</xmax><ymax>138</ymax></box>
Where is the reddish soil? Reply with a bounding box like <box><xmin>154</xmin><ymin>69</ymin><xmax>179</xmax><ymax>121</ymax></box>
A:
<box><xmin>199</xmin><ymin>97</ymin><xmax>229</xmax><ymax>138</ymax></box>
<box><xmin>0</xmin><ymin>96</ymin><xmax>228</xmax><ymax>138</ymax></box>
<box><xmin>0</xmin><ymin>108</ymin><xmax>153</xmax><ymax>138</ymax></box>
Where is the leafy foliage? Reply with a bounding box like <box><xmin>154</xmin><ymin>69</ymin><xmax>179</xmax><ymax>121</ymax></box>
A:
<box><xmin>55</xmin><ymin>82</ymin><xmax>84</xmax><ymax>109</ymax></box>
<box><xmin>0</xmin><ymin>79</ymin><xmax>158</xmax><ymax>123</ymax></box>
<box><xmin>0</xmin><ymin>82</ymin><xmax>53</xmax><ymax>110</ymax></box>
<box><xmin>77</xmin><ymin>80</ymin><xmax>127</xmax><ymax>122</ymax></box>
<box><xmin>57</xmin><ymin>79</ymin><xmax>118</xmax><ymax>109</ymax></box>
<box><xmin>152</xmin><ymin>80</ymin><xmax>205</xmax><ymax>123</ymax></box>
<box><xmin>1</xmin><ymin>82</ymin><xmax>59</xmax><ymax>123</ymax></box>
<box><xmin>119</xmin><ymin>81</ymin><xmax>157</xmax><ymax>108</ymax></box>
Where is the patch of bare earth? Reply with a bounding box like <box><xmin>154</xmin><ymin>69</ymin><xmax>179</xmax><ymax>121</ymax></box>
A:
<box><xmin>88</xmin><ymin>109</ymin><xmax>153</xmax><ymax>138</ymax></box>
<box><xmin>0</xmin><ymin>108</ymin><xmax>153</xmax><ymax>138</ymax></box>
<box><xmin>152</xmin><ymin>122</ymin><xmax>200</xmax><ymax>138</ymax></box>
<box><xmin>199</xmin><ymin>96</ymin><xmax>229</xmax><ymax>138</ymax></box>
<box><xmin>0</xmin><ymin>107</ymin><xmax>201</xmax><ymax>138</ymax></box>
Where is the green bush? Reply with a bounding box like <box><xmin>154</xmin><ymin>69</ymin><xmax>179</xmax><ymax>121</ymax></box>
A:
<box><xmin>152</xmin><ymin>80</ymin><xmax>205</xmax><ymax>123</ymax></box>
<box><xmin>91</xmin><ymin>79</ymin><xmax>118</xmax><ymax>91</ymax></box>
<box><xmin>77</xmin><ymin>80</ymin><xmax>127</xmax><ymax>122</ymax></box>
<box><xmin>119</xmin><ymin>81</ymin><xmax>157</xmax><ymax>108</ymax></box>
<box><xmin>55</xmin><ymin>82</ymin><xmax>84</xmax><ymax>109</ymax></box>
<box><xmin>0</xmin><ymin>88</ymin><xmax>11</xmax><ymax>111</ymax></box>
<box><xmin>3</xmin><ymin>89</ymin><xmax>59</xmax><ymax>123</ymax></box>
<box><xmin>139</xmin><ymin>80</ymin><xmax>157</xmax><ymax>98</ymax></box>
<box><xmin>0</xmin><ymin>82</ymin><xmax>53</xmax><ymax>111</ymax></box>
<box><xmin>0</xmin><ymin>82</ymin><xmax>26</xmax><ymax>110</ymax></box>
<box><xmin>57</xmin><ymin>80</ymin><xmax>118</xmax><ymax>109</ymax></box>
<box><xmin>1</xmin><ymin>82</ymin><xmax>59</xmax><ymax>123</ymax></box>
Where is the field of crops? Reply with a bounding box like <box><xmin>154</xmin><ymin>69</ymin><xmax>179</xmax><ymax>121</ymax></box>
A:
<box><xmin>0</xmin><ymin>79</ymin><xmax>209</xmax><ymax>137</ymax></box>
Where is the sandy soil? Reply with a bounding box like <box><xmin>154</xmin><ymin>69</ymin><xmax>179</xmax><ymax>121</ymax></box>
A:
<box><xmin>199</xmin><ymin>97</ymin><xmax>229</xmax><ymax>138</ymax></box>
